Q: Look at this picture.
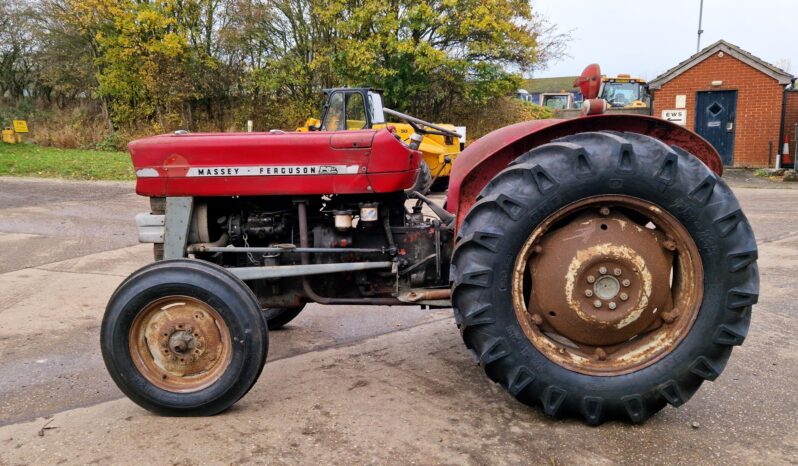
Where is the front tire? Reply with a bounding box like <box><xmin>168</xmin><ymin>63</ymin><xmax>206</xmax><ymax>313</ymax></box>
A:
<box><xmin>101</xmin><ymin>259</ymin><xmax>268</xmax><ymax>416</ymax></box>
<box><xmin>452</xmin><ymin>131</ymin><xmax>758</xmax><ymax>424</ymax></box>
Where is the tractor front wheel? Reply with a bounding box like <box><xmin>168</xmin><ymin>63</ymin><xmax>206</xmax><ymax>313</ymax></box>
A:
<box><xmin>452</xmin><ymin>131</ymin><xmax>758</xmax><ymax>424</ymax></box>
<box><xmin>101</xmin><ymin>259</ymin><xmax>268</xmax><ymax>416</ymax></box>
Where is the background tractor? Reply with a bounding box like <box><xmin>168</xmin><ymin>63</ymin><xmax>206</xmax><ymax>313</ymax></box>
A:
<box><xmin>298</xmin><ymin>88</ymin><xmax>464</xmax><ymax>191</ymax></box>
<box><xmin>600</xmin><ymin>74</ymin><xmax>651</xmax><ymax>109</ymax></box>
<box><xmin>102</xmin><ymin>65</ymin><xmax>758</xmax><ymax>425</ymax></box>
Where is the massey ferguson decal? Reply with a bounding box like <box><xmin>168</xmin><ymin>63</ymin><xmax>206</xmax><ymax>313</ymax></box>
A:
<box><xmin>184</xmin><ymin>165</ymin><xmax>360</xmax><ymax>177</ymax></box>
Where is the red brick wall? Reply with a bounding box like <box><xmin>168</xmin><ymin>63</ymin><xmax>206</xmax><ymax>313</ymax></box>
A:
<box><xmin>652</xmin><ymin>52</ymin><xmax>785</xmax><ymax>167</ymax></box>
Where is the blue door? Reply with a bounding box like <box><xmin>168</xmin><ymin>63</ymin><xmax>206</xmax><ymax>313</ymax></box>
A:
<box><xmin>695</xmin><ymin>90</ymin><xmax>737</xmax><ymax>165</ymax></box>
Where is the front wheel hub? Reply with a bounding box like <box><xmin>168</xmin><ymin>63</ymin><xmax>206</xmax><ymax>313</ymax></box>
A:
<box><xmin>513</xmin><ymin>195</ymin><xmax>703</xmax><ymax>376</ymax></box>
<box><xmin>129</xmin><ymin>296</ymin><xmax>232</xmax><ymax>392</ymax></box>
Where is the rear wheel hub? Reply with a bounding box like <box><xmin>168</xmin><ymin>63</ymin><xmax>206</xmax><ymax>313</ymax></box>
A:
<box><xmin>513</xmin><ymin>195</ymin><xmax>703</xmax><ymax>375</ymax></box>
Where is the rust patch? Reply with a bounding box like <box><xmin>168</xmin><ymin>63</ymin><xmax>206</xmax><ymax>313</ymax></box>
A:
<box><xmin>512</xmin><ymin>195</ymin><xmax>703</xmax><ymax>376</ymax></box>
<box><xmin>405</xmin><ymin>289</ymin><xmax>451</xmax><ymax>302</ymax></box>
<box><xmin>129</xmin><ymin>296</ymin><xmax>233</xmax><ymax>393</ymax></box>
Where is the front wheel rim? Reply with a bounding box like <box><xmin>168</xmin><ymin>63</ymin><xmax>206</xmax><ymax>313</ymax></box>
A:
<box><xmin>129</xmin><ymin>296</ymin><xmax>233</xmax><ymax>393</ymax></box>
<box><xmin>512</xmin><ymin>195</ymin><xmax>704</xmax><ymax>376</ymax></box>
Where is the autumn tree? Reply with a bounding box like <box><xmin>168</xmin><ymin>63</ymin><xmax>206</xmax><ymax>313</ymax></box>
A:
<box><xmin>0</xmin><ymin>1</ymin><xmax>37</xmax><ymax>99</ymax></box>
<box><xmin>2</xmin><ymin>0</ymin><xmax>567</xmax><ymax>143</ymax></box>
<box><xmin>313</xmin><ymin>0</ymin><xmax>552</xmax><ymax>118</ymax></box>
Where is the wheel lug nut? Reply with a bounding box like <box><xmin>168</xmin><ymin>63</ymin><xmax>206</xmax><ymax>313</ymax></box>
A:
<box><xmin>587</xmin><ymin>275</ymin><xmax>596</xmax><ymax>284</ymax></box>
<box><xmin>593</xmin><ymin>300</ymin><xmax>602</xmax><ymax>308</ymax></box>
<box><xmin>620</xmin><ymin>293</ymin><xmax>628</xmax><ymax>301</ymax></box>
<box><xmin>585</xmin><ymin>289</ymin><xmax>594</xmax><ymax>297</ymax></box>
<box><xmin>531</xmin><ymin>314</ymin><xmax>543</xmax><ymax>326</ymax></box>
<box><xmin>598</xmin><ymin>267</ymin><xmax>607</xmax><ymax>275</ymax></box>
<box><xmin>608</xmin><ymin>302</ymin><xmax>617</xmax><ymax>310</ymax></box>
<box><xmin>661</xmin><ymin>310</ymin><xmax>678</xmax><ymax>323</ymax></box>
<box><xmin>613</xmin><ymin>268</ymin><xmax>622</xmax><ymax>276</ymax></box>
<box><xmin>622</xmin><ymin>279</ymin><xmax>631</xmax><ymax>287</ymax></box>
<box><xmin>599</xmin><ymin>207</ymin><xmax>610</xmax><ymax>216</ymax></box>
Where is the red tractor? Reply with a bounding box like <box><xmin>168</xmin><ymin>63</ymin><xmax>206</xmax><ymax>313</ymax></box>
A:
<box><xmin>102</xmin><ymin>66</ymin><xmax>758</xmax><ymax>424</ymax></box>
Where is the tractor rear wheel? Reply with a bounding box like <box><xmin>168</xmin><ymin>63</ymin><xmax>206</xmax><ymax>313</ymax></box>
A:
<box><xmin>101</xmin><ymin>259</ymin><xmax>268</xmax><ymax>416</ymax></box>
<box><xmin>452</xmin><ymin>131</ymin><xmax>758</xmax><ymax>424</ymax></box>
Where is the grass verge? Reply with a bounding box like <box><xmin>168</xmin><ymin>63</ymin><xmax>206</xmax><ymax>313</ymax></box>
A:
<box><xmin>0</xmin><ymin>143</ymin><xmax>133</xmax><ymax>181</ymax></box>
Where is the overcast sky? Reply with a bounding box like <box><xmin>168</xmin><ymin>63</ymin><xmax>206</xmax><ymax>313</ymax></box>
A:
<box><xmin>532</xmin><ymin>0</ymin><xmax>796</xmax><ymax>80</ymax></box>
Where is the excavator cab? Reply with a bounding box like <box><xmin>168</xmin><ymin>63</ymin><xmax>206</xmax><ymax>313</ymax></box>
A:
<box><xmin>600</xmin><ymin>75</ymin><xmax>650</xmax><ymax>108</ymax></box>
<box><xmin>309</xmin><ymin>88</ymin><xmax>386</xmax><ymax>131</ymax></box>
<box><xmin>299</xmin><ymin>89</ymin><xmax>464</xmax><ymax>190</ymax></box>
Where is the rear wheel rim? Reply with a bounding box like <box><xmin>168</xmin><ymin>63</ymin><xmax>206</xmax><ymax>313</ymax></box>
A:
<box><xmin>512</xmin><ymin>195</ymin><xmax>704</xmax><ymax>376</ymax></box>
<box><xmin>129</xmin><ymin>296</ymin><xmax>233</xmax><ymax>392</ymax></box>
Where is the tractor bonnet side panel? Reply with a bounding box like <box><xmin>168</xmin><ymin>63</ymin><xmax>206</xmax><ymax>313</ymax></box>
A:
<box><xmin>447</xmin><ymin>114</ymin><xmax>723</xmax><ymax>231</ymax></box>
<box><xmin>130</xmin><ymin>129</ymin><xmax>418</xmax><ymax>197</ymax></box>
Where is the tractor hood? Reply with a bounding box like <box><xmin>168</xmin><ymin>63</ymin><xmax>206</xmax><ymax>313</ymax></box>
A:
<box><xmin>129</xmin><ymin>129</ymin><xmax>419</xmax><ymax>197</ymax></box>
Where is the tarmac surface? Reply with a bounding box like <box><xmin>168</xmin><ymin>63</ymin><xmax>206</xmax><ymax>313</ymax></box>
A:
<box><xmin>0</xmin><ymin>174</ymin><xmax>796</xmax><ymax>464</ymax></box>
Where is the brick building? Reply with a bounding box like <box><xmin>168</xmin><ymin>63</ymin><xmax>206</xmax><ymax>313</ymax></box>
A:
<box><xmin>649</xmin><ymin>40</ymin><xmax>794</xmax><ymax>167</ymax></box>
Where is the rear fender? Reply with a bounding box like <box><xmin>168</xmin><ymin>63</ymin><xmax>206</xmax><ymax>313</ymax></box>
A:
<box><xmin>447</xmin><ymin>114</ymin><xmax>722</xmax><ymax>232</ymax></box>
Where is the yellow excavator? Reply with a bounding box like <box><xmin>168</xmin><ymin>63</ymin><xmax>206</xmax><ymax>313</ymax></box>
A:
<box><xmin>298</xmin><ymin>88</ymin><xmax>464</xmax><ymax>192</ymax></box>
<box><xmin>600</xmin><ymin>74</ymin><xmax>650</xmax><ymax>109</ymax></box>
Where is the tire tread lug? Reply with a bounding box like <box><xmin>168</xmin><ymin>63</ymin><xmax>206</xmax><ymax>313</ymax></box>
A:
<box><xmin>581</xmin><ymin>396</ymin><xmax>604</xmax><ymax>425</ymax></box>
<box><xmin>657</xmin><ymin>380</ymin><xmax>686</xmax><ymax>407</ymax></box>
<box><xmin>508</xmin><ymin>366</ymin><xmax>535</xmax><ymax>396</ymax></box>
<box><xmin>541</xmin><ymin>385</ymin><xmax>567</xmax><ymax>417</ymax></box>
<box><xmin>621</xmin><ymin>394</ymin><xmax>646</xmax><ymax>423</ymax></box>
<box><xmin>689</xmin><ymin>356</ymin><xmax>720</xmax><ymax>381</ymax></box>
<box><xmin>479</xmin><ymin>337</ymin><xmax>511</xmax><ymax>365</ymax></box>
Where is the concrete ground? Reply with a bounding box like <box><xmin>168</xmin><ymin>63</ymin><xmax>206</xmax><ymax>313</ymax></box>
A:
<box><xmin>0</xmin><ymin>175</ymin><xmax>796</xmax><ymax>465</ymax></box>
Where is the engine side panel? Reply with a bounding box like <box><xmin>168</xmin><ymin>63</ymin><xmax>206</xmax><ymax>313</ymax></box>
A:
<box><xmin>447</xmin><ymin>114</ymin><xmax>723</xmax><ymax>231</ymax></box>
<box><xmin>130</xmin><ymin>129</ymin><xmax>418</xmax><ymax>197</ymax></box>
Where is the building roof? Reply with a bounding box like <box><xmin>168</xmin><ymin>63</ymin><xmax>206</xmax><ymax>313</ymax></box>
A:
<box><xmin>523</xmin><ymin>76</ymin><xmax>579</xmax><ymax>94</ymax></box>
<box><xmin>649</xmin><ymin>40</ymin><xmax>794</xmax><ymax>90</ymax></box>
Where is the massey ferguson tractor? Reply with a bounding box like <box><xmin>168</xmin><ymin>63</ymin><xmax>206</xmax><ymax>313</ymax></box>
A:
<box><xmin>101</xmin><ymin>65</ymin><xmax>758</xmax><ymax>425</ymax></box>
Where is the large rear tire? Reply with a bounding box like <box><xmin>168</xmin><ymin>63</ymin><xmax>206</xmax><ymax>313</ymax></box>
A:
<box><xmin>452</xmin><ymin>131</ymin><xmax>758</xmax><ymax>424</ymax></box>
<box><xmin>101</xmin><ymin>259</ymin><xmax>268</xmax><ymax>416</ymax></box>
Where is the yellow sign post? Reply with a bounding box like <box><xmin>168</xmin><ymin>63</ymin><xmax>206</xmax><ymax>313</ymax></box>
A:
<box><xmin>12</xmin><ymin>120</ymin><xmax>29</xmax><ymax>133</ymax></box>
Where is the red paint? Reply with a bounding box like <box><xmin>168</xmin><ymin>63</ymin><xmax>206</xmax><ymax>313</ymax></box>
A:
<box><xmin>329</xmin><ymin>131</ymin><xmax>375</xmax><ymax>149</ymax></box>
<box><xmin>574</xmin><ymin>64</ymin><xmax>603</xmax><ymax>100</ymax></box>
<box><xmin>129</xmin><ymin>129</ymin><xmax>418</xmax><ymax>197</ymax></box>
<box><xmin>447</xmin><ymin>114</ymin><xmax>723</xmax><ymax>231</ymax></box>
